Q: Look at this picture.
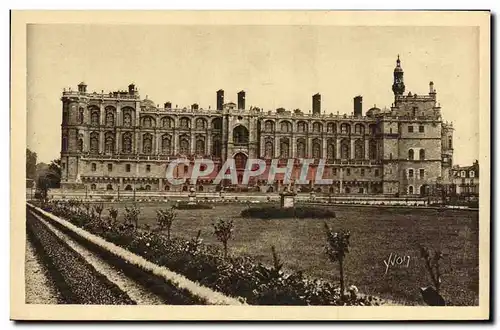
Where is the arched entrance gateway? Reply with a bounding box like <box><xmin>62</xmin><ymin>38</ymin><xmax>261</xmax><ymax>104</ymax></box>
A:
<box><xmin>233</xmin><ymin>152</ymin><xmax>248</xmax><ymax>185</ymax></box>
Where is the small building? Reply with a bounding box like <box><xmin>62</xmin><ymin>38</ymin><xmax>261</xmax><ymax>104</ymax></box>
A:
<box><xmin>451</xmin><ymin>161</ymin><xmax>479</xmax><ymax>198</ymax></box>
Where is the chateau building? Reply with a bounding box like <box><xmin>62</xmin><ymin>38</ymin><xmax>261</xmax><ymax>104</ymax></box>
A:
<box><xmin>59</xmin><ymin>57</ymin><xmax>454</xmax><ymax>195</ymax></box>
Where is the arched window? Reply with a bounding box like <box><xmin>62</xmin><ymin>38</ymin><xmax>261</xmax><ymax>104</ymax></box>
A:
<box><xmin>369</xmin><ymin>124</ymin><xmax>377</xmax><ymax>135</ymax></box>
<box><xmin>196</xmin><ymin>118</ymin><xmax>206</xmax><ymax>130</ymax></box>
<box><xmin>212</xmin><ymin>118</ymin><xmax>222</xmax><ymax>130</ymax></box>
<box><xmin>123</xmin><ymin>111</ymin><xmax>132</xmax><ymax>127</ymax></box>
<box><xmin>90</xmin><ymin>184</ymin><xmax>96</xmax><ymax>191</ymax></box>
<box><xmin>280</xmin><ymin>138</ymin><xmax>289</xmax><ymax>158</ymax></box>
<box><xmin>234</xmin><ymin>153</ymin><xmax>247</xmax><ymax>169</ymax></box>
<box><xmin>369</xmin><ymin>140</ymin><xmax>377</xmax><ymax>160</ymax></box>
<box><xmin>105</xmin><ymin>132</ymin><xmax>114</xmax><ymax>154</ymax></box>
<box><xmin>161</xmin><ymin>135</ymin><xmax>171</xmax><ymax>154</ymax></box>
<box><xmin>143</xmin><ymin>117</ymin><xmax>152</xmax><ymax>128</ymax></box>
<box><xmin>124</xmin><ymin>184</ymin><xmax>132</xmax><ymax>191</ymax></box>
<box><xmin>265</xmin><ymin>120</ymin><xmax>274</xmax><ymax>132</ymax></box>
<box><xmin>142</xmin><ymin>134</ymin><xmax>153</xmax><ymax>154</ymax></box>
<box><xmin>122</xmin><ymin>132</ymin><xmax>132</xmax><ymax>154</ymax></box>
<box><xmin>212</xmin><ymin>136</ymin><xmax>221</xmax><ymax>158</ymax></box>
<box><xmin>419</xmin><ymin>149</ymin><xmax>425</xmax><ymax>160</ymax></box>
<box><xmin>313</xmin><ymin>122</ymin><xmax>322</xmax><ymax>133</ymax></box>
<box><xmin>90</xmin><ymin>132</ymin><xmax>99</xmax><ymax>154</ymax></box>
<box><xmin>354</xmin><ymin>139</ymin><xmax>364</xmax><ymax>159</ymax></box>
<box><xmin>179</xmin><ymin>137</ymin><xmax>190</xmax><ymax>154</ymax></box>
<box><xmin>340</xmin><ymin>139</ymin><xmax>350</xmax><ymax>159</ymax></box>
<box><xmin>264</xmin><ymin>141</ymin><xmax>274</xmax><ymax>158</ymax></box>
<box><xmin>408</xmin><ymin>149</ymin><xmax>414</xmax><ymax>160</ymax></box>
<box><xmin>161</xmin><ymin>117</ymin><xmax>173</xmax><ymax>128</ymax></box>
<box><xmin>312</xmin><ymin>139</ymin><xmax>322</xmax><ymax>158</ymax></box>
<box><xmin>340</xmin><ymin>123</ymin><xmax>350</xmax><ymax>134</ymax></box>
<box><xmin>297</xmin><ymin>121</ymin><xmax>307</xmax><ymax>132</ymax></box>
<box><xmin>196</xmin><ymin>139</ymin><xmax>205</xmax><ymax>155</ymax></box>
<box><xmin>233</xmin><ymin>126</ymin><xmax>249</xmax><ymax>144</ymax></box>
<box><xmin>327</xmin><ymin>140</ymin><xmax>336</xmax><ymax>159</ymax></box>
<box><xmin>408</xmin><ymin>185</ymin><xmax>414</xmax><ymax>195</ymax></box>
<box><xmin>78</xmin><ymin>138</ymin><xmax>83</xmax><ymax>152</ymax></box>
<box><xmin>296</xmin><ymin>139</ymin><xmax>306</xmax><ymax>158</ymax></box>
<box><xmin>145</xmin><ymin>185</ymin><xmax>151</xmax><ymax>191</ymax></box>
<box><xmin>91</xmin><ymin>110</ymin><xmax>100</xmax><ymax>126</ymax></box>
<box><xmin>106</xmin><ymin>184</ymin><xmax>113</xmax><ymax>191</ymax></box>
<box><xmin>448</xmin><ymin>137</ymin><xmax>453</xmax><ymax>149</ymax></box>
<box><xmin>78</xmin><ymin>107</ymin><xmax>84</xmax><ymax>124</ymax></box>
<box><xmin>327</xmin><ymin>123</ymin><xmax>336</xmax><ymax>133</ymax></box>
<box><xmin>105</xmin><ymin>110</ymin><xmax>115</xmax><ymax>126</ymax></box>
<box><xmin>180</xmin><ymin>117</ymin><xmax>190</xmax><ymax>129</ymax></box>
<box><xmin>280</xmin><ymin>121</ymin><xmax>291</xmax><ymax>132</ymax></box>
<box><xmin>355</xmin><ymin>124</ymin><xmax>365</xmax><ymax>135</ymax></box>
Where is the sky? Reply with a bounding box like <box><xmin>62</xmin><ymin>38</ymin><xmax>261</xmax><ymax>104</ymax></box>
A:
<box><xmin>27</xmin><ymin>24</ymin><xmax>479</xmax><ymax>165</ymax></box>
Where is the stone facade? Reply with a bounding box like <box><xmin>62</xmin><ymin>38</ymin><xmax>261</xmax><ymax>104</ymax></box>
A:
<box><xmin>60</xmin><ymin>57</ymin><xmax>454</xmax><ymax>196</ymax></box>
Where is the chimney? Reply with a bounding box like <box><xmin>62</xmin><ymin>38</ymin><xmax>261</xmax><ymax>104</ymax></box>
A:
<box><xmin>312</xmin><ymin>93</ymin><xmax>321</xmax><ymax>115</ymax></box>
<box><xmin>164</xmin><ymin>102</ymin><xmax>172</xmax><ymax>109</ymax></box>
<box><xmin>217</xmin><ymin>89</ymin><xmax>224</xmax><ymax>110</ymax></box>
<box><xmin>128</xmin><ymin>83</ymin><xmax>135</xmax><ymax>96</ymax></box>
<box><xmin>191</xmin><ymin>103</ymin><xmax>199</xmax><ymax>110</ymax></box>
<box><xmin>354</xmin><ymin>96</ymin><xmax>363</xmax><ymax>117</ymax></box>
<box><xmin>237</xmin><ymin>90</ymin><xmax>246</xmax><ymax>110</ymax></box>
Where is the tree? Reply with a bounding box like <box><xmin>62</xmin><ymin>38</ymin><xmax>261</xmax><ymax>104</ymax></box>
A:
<box><xmin>26</xmin><ymin>149</ymin><xmax>37</xmax><ymax>179</ymax></box>
<box><xmin>46</xmin><ymin>159</ymin><xmax>62</xmax><ymax>188</ymax></box>
<box><xmin>156</xmin><ymin>207</ymin><xmax>176</xmax><ymax>240</ymax></box>
<box><xmin>324</xmin><ymin>222</ymin><xmax>351</xmax><ymax>300</ymax></box>
<box><xmin>212</xmin><ymin>218</ymin><xmax>234</xmax><ymax>258</ymax></box>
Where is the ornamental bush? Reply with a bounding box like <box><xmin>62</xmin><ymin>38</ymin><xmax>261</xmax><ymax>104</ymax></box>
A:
<box><xmin>241</xmin><ymin>206</ymin><xmax>335</xmax><ymax>219</ymax></box>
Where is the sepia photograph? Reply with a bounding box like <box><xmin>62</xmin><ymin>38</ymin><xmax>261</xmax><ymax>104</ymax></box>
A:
<box><xmin>10</xmin><ymin>10</ymin><xmax>490</xmax><ymax>321</ymax></box>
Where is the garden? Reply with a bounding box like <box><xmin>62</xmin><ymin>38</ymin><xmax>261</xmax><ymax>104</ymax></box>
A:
<box><xmin>30</xmin><ymin>200</ymin><xmax>479</xmax><ymax>306</ymax></box>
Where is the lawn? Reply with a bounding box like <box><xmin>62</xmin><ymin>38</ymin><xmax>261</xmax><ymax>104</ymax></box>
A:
<box><xmin>102</xmin><ymin>201</ymin><xmax>479</xmax><ymax>306</ymax></box>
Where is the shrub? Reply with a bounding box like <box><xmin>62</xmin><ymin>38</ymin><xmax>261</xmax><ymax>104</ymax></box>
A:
<box><xmin>124</xmin><ymin>205</ymin><xmax>141</xmax><ymax>228</ymax></box>
<box><xmin>156</xmin><ymin>207</ymin><xmax>176</xmax><ymax>240</ymax></box>
<box><xmin>173</xmin><ymin>202</ymin><xmax>214</xmax><ymax>210</ymax></box>
<box><xmin>213</xmin><ymin>218</ymin><xmax>234</xmax><ymax>258</ymax></box>
<box><xmin>324</xmin><ymin>223</ymin><xmax>351</xmax><ymax>300</ymax></box>
<box><xmin>241</xmin><ymin>206</ymin><xmax>335</xmax><ymax>219</ymax></box>
<box><xmin>108</xmin><ymin>207</ymin><xmax>119</xmax><ymax>225</ymax></box>
<box><xmin>93</xmin><ymin>202</ymin><xmax>104</xmax><ymax>221</ymax></box>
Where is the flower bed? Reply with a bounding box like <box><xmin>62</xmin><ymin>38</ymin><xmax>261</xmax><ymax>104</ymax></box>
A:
<box><xmin>31</xmin><ymin>200</ymin><xmax>378</xmax><ymax>306</ymax></box>
<box><xmin>241</xmin><ymin>206</ymin><xmax>336</xmax><ymax>219</ymax></box>
<box><xmin>26</xmin><ymin>209</ymin><xmax>135</xmax><ymax>305</ymax></box>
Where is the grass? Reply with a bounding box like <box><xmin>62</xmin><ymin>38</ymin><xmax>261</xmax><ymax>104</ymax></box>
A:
<box><xmin>96</xmin><ymin>201</ymin><xmax>479</xmax><ymax>306</ymax></box>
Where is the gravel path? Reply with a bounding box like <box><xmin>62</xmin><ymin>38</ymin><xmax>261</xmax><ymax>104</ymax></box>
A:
<box><xmin>25</xmin><ymin>237</ymin><xmax>62</xmax><ymax>304</ymax></box>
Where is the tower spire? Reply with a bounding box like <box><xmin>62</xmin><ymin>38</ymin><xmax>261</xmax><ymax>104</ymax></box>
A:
<box><xmin>392</xmin><ymin>55</ymin><xmax>405</xmax><ymax>97</ymax></box>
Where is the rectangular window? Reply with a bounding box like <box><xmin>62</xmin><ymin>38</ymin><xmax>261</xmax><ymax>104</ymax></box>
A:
<box><xmin>419</xmin><ymin>169</ymin><xmax>425</xmax><ymax>179</ymax></box>
<box><xmin>107</xmin><ymin>164</ymin><xmax>113</xmax><ymax>172</ymax></box>
<box><xmin>184</xmin><ymin>165</ymin><xmax>189</xmax><ymax>173</ymax></box>
<box><xmin>374</xmin><ymin>169</ymin><xmax>380</xmax><ymax>177</ymax></box>
<box><xmin>126</xmin><ymin>164</ymin><xmax>131</xmax><ymax>172</ymax></box>
<box><xmin>61</xmin><ymin>162</ymin><xmax>66</xmax><ymax>170</ymax></box>
<box><xmin>346</xmin><ymin>168</ymin><xmax>351</xmax><ymax>176</ymax></box>
<box><xmin>360</xmin><ymin>169</ymin><xmax>365</xmax><ymax>176</ymax></box>
<box><xmin>408</xmin><ymin>169</ymin><xmax>414</xmax><ymax>178</ymax></box>
<box><xmin>408</xmin><ymin>126</ymin><xmax>414</xmax><ymax>133</ymax></box>
<box><xmin>146</xmin><ymin>164</ymin><xmax>151</xmax><ymax>173</ymax></box>
<box><xmin>91</xmin><ymin>163</ymin><xmax>96</xmax><ymax>171</ymax></box>
<box><xmin>358</xmin><ymin>187</ymin><xmax>363</xmax><ymax>193</ymax></box>
<box><xmin>419</xmin><ymin>125</ymin><xmax>425</xmax><ymax>133</ymax></box>
<box><xmin>332</xmin><ymin>168</ymin><xmax>337</xmax><ymax>176</ymax></box>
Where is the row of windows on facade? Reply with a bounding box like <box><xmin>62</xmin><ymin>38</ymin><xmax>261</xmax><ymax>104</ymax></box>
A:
<box><xmin>63</xmin><ymin>108</ymin><xmax>393</xmax><ymax>135</ymax></box>
<box><xmin>90</xmin><ymin>162</ymin><xmax>381</xmax><ymax>177</ymax></box>
<box><xmin>406</xmin><ymin>168</ymin><xmax>426</xmax><ymax>179</ymax></box>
